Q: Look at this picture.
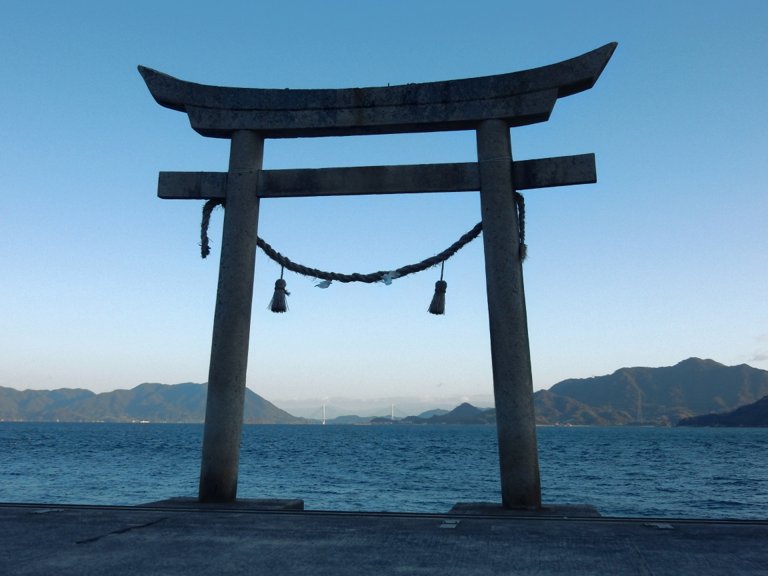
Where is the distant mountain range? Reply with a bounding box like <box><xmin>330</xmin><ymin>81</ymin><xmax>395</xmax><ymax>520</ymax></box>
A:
<box><xmin>0</xmin><ymin>383</ymin><xmax>303</xmax><ymax>424</ymax></box>
<box><xmin>337</xmin><ymin>358</ymin><xmax>768</xmax><ymax>427</ymax></box>
<box><xmin>364</xmin><ymin>403</ymin><xmax>495</xmax><ymax>426</ymax></box>
<box><xmin>2</xmin><ymin>358</ymin><xmax>767</xmax><ymax>426</ymax></box>
<box><xmin>533</xmin><ymin>358</ymin><xmax>768</xmax><ymax>426</ymax></box>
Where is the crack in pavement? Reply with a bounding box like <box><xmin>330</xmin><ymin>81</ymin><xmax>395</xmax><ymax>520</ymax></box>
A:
<box><xmin>76</xmin><ymin>517</ymin><xmax>168</xmax><ymax>545</ymax></box>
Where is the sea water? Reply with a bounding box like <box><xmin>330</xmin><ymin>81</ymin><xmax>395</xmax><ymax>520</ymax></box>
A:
<box><xmin>0</xmin><ymin>423</ymin><xmax>766</xmax><ymax>519</ymax></box>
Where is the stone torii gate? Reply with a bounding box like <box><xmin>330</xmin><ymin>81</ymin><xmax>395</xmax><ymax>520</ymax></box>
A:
<box><xmin>140</xmin><ymin>43</ymin><xmax>616</xmax><ymax>508</ymax></box>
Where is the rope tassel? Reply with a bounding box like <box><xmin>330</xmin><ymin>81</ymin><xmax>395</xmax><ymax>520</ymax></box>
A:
<box><xmin>428</xmin><ymin>262</ymin><xmax>447</xmax><ymax>315</ymax></box>
<box><xmin>270</xmin><ymin>267</ymin><xmax>289</xmax><ymax>313</ymax></box>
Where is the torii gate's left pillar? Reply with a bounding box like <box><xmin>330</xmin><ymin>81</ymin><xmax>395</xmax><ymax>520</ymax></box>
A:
<box><xmin>199</xmin><ymin>131</ymin><xmax>263</xmax><ymax>502</ymax></box>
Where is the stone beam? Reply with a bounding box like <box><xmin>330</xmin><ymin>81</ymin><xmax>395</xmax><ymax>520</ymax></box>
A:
<box><xmin>157</xmin><ymin>154</ymin><xmax>596</xmax><ymax>200</ymax></box>
<box><xmin>139</xmin><ymin>44</ymin><xmax>616</xmax><ymax>138</ymax></box>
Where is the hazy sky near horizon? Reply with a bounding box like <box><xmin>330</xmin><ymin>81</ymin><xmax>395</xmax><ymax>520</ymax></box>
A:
<box><xmin>1</xmin><ymin>1</ymin><xmax>766</xmax><ymax>405</ymax></box>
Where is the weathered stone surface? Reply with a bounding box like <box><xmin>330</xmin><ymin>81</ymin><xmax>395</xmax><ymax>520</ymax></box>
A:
<box><xmin>198</xmin><ymin>131</ymin><xmax>264</xmax><ymax>503</ymax></box>
<box><xmin>139</xmin><ymin>43</ymin><xmax>616</xmax><ymax>138</ymax></box>
<box><xmin>157</xmin><ymin>154</ymin><xmax>597</xmax><ymax>199</ymax></box>
<box><xmin>477</xmin><ymin>119</ymin><xmax>541</xmax><ymax>509</ymax></box>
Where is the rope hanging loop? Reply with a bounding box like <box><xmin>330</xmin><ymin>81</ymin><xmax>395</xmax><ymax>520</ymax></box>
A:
<box><xmin>200</xmin><ymin>198</ymin><xmax>224</xmax><ymax>259</ymax></box>
<box><xmin>198</xmin><ymin>194</ymin><xmax>529</xmax><ymax>314</ymax></box>
<box><xmin>515</xmin><ymin>191</ymin><xmax>527</xmax><ymax>261</ymax></box>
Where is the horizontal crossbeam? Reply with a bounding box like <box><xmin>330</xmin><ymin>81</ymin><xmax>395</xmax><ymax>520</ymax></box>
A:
<box><xmin>158</xmin><ymin>154</ymin><xmax>596</xmax><ymax>200</ymax></box>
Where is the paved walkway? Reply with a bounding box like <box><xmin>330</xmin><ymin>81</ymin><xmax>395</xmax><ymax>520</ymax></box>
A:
<box><xmin>1</xmin><ymin>502</ymin><xmax>766</xmax><ymax>575</ymax></box>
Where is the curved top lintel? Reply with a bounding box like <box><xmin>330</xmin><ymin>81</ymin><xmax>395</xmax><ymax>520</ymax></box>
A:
<box><xmin>139</xmin><ymin>42</ymin><xmax>616</xmax><ymax>138</ymax></box>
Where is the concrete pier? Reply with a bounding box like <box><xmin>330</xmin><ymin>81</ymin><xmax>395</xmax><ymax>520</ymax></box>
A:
<box><xmin>2</xmin><ymin>502</ymin><xmax>766</xmax><ymax>575</ymax></box>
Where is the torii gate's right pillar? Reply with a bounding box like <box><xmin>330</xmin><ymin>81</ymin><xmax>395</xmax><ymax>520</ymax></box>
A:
<box><xmin>477</xmin><ymin>119</ymin><xmax>541</xmax><ymax>509</ymax></box>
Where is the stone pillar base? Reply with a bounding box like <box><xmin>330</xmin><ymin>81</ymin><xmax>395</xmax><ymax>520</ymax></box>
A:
<box><xmin>141</xmin><ymin>497</ymin><xmax>304</xmax><ymax>511</ymax></box>
<box><xmin>449</xmin><ymin>502</ymin><xmax>600</xmax><ymax>517</ymax></box>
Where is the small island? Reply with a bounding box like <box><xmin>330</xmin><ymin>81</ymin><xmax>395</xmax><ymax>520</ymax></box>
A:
<box><xmin>677</xmin><ymin>395</ymin><xmax>768</xmax><ymax>427</ymax></box>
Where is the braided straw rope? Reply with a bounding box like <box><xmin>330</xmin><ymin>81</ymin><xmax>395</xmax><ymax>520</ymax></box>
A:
<box><xmin>199</xmin><ymin>195</ymin><xmax>526</xmax><ymax>281</ymax></box>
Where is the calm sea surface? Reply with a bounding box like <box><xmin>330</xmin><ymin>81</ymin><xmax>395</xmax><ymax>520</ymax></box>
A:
<box><xmin>0</xmin><ymin>423</ymin><xmax>766</xmax><ymax>519</ymax></box>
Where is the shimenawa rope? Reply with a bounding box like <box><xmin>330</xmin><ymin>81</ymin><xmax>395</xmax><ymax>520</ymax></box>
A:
<box><xmin>199</xmin><ymin>196</ymin><xmax>526</xmax><ymax>313</ymax></box>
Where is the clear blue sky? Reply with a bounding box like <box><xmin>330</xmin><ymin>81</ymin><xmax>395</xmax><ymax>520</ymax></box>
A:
<box><xmin>1</xmin><ymin>1</ymin><xmax>766</xmax><ymax>409</ymax></box>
